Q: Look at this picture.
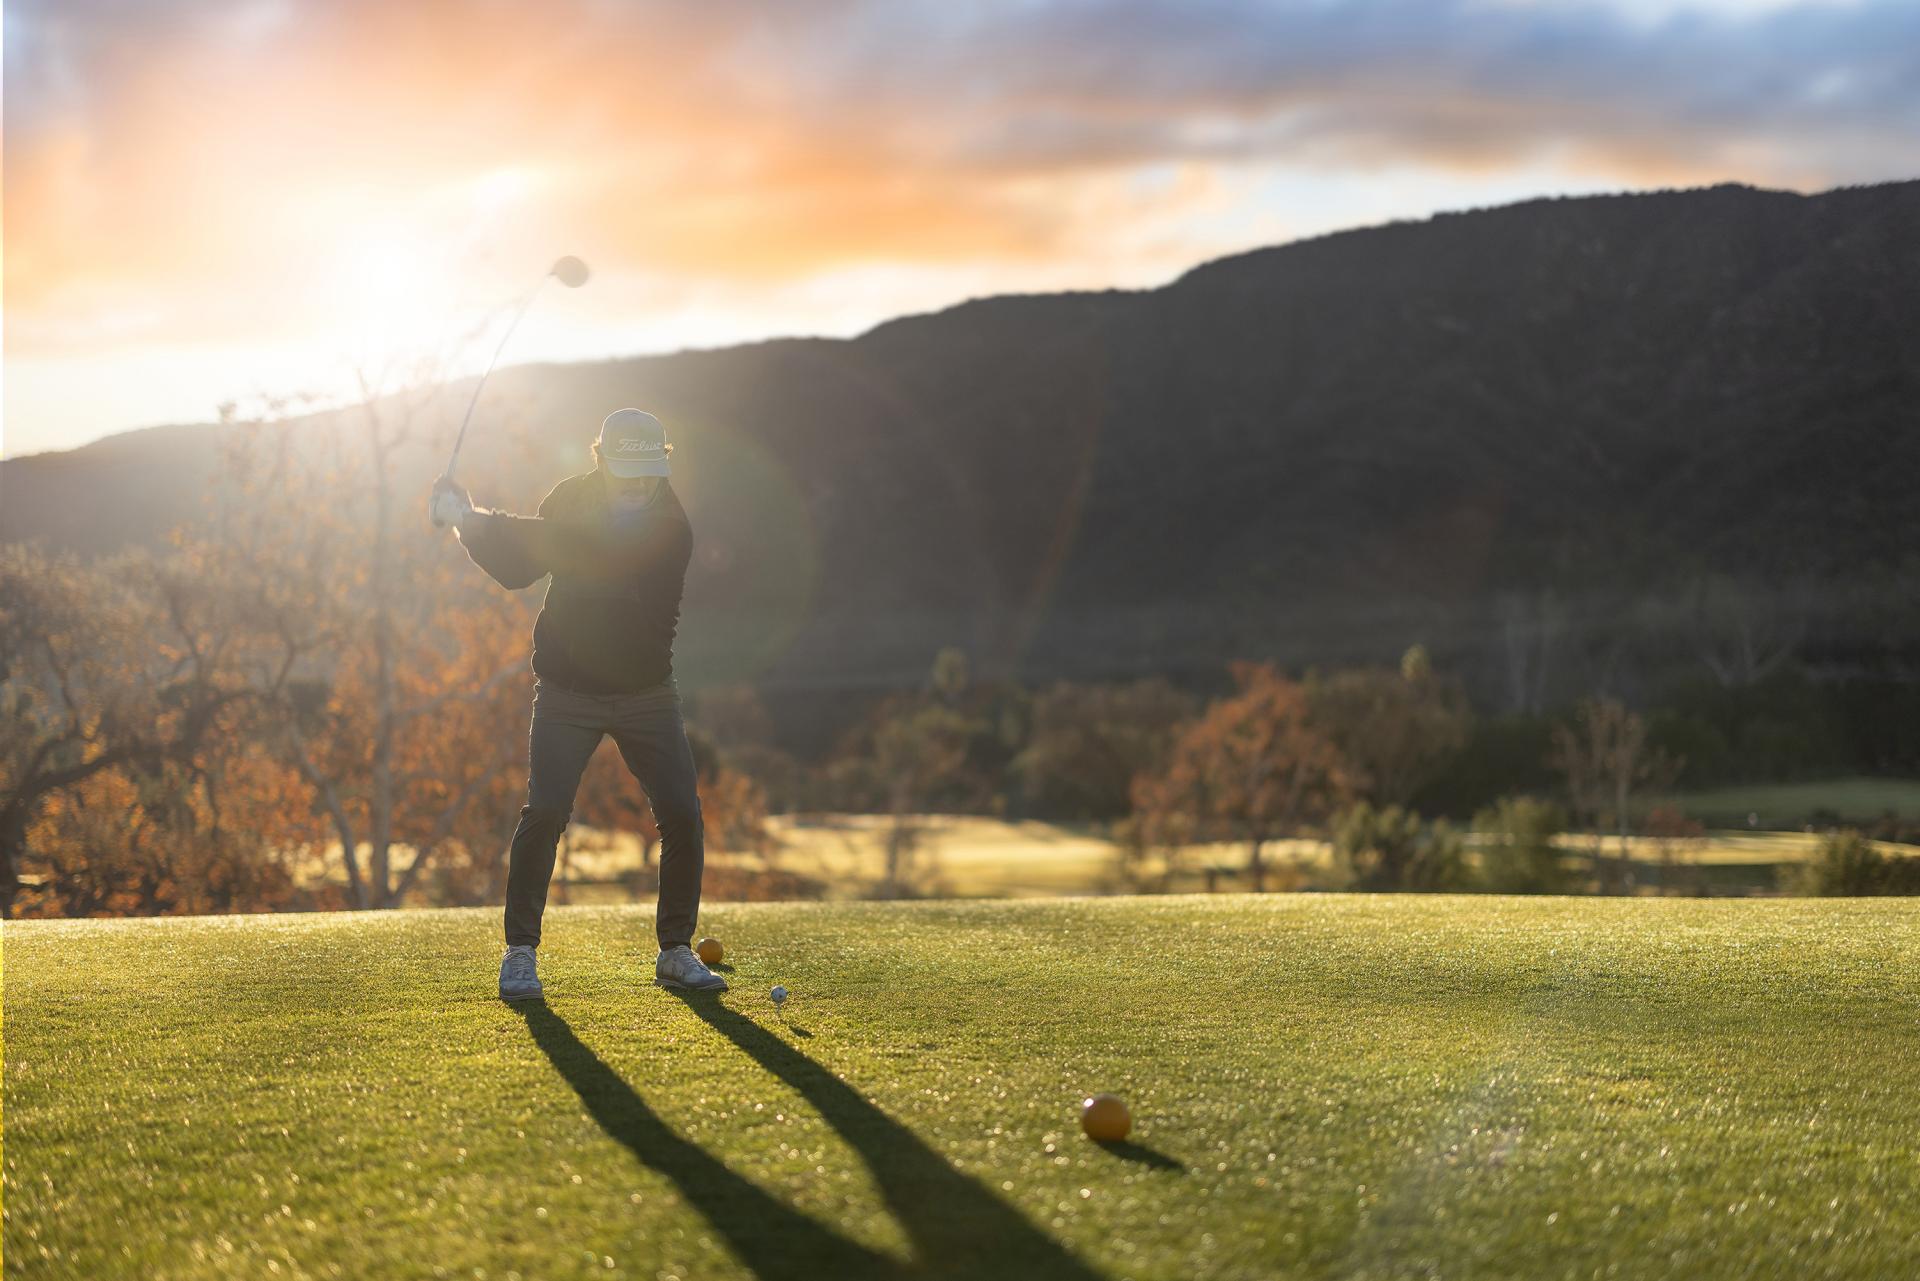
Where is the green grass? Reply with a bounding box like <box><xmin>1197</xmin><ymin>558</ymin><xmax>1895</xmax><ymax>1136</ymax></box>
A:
<box><xmin>7</xmin><ymin>896</ymin><xmax>1920</xmax><ymax>1280</ymax></box>
<box><xmin>1659</xmin><ymin>777</ymin><xmax>1920</xmax><ymax>829</ymax></box>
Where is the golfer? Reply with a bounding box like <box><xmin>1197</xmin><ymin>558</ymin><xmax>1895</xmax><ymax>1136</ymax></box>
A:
<box><xmin>429</xmin><ymin>409</ymin><xmax>725</xmax><ymax>1000</ymax></box>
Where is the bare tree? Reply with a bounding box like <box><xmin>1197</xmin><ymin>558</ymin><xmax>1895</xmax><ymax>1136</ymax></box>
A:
<box><xmin>1642</xmin><ymin>804</ymin><xmax>1707</xmax><ymax>896</ymax></box>
<box><xmin>867</xmin><ymin>702</ymin><xmax>973</xmax><ymax>895</ymax></box>
<box><xmin>1550</xmin><ymin>697</ymin><xmax>1682</xmax><ymax>893</ymax></box>
<box><xmin>1680</xmin><ymin>574</ymin><xmax>1805</xmax><ymax>688</ymax></box>
<box><xmin>1497</xmin><ymin>590</ymin><xmax>1565</xmax><ymax>714</ymax></box>
<box><xmin>217</xmin><ymin>390</ymin><xmax>529</xmax><ymax>909</ymax></box>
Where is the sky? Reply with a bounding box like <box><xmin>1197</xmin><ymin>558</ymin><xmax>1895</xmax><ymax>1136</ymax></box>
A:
<box><xmin>5</xmin><ymin>0</ymin><xmax>1918</xmax><ymax>457</ymax></box>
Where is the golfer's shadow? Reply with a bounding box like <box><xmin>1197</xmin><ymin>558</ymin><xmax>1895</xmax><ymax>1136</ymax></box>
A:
<box><xmin>672</xmin><ymin>994</ymin><xmax>1104</xmax><ymax>1281</ymax></box>
<box><xmin>515</xmin><ymin>1000</ymin><xmax>896</xmax><ymax>1280</ymax></box>
<box><xmin>515</xmin><ymin>998</ymin><xmax>1101</xmax><ymax>1281</ymax></box>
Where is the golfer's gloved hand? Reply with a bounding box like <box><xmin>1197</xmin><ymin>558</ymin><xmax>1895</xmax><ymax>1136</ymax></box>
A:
<box><xmin>429</xmin><ymin>475</ymin><xmax>474</xmax><ymax>531</ymax></box>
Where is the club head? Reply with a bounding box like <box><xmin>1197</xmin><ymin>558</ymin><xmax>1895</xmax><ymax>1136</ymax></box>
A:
<box><xmin>550</xmin><ymin>256</ymin><xmax>590</xmax><ymax>288</ymax></box>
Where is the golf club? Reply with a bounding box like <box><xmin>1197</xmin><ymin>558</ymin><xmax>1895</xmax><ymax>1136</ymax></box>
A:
<box><xmin>441</xmin><ymin>254</ymin><xmax>590</xmax><ymax>484</ymax></box>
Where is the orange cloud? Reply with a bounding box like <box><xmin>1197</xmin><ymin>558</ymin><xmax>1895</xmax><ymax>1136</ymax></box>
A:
<box><xmin>6</xmin><ymin>0</ymin><xmax>1916</xmax><ymax>449</ymax></box>
<box><xmin>12</xmin><ymin>0</ymin><xmax>1906</xmax><ymax>312</ymax></box>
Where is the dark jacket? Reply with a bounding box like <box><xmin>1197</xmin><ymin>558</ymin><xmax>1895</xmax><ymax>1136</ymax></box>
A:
<box><xmin>459</xmin><ymin>470</ymin><xmax>693</xmax><ymax>694</ymax></box>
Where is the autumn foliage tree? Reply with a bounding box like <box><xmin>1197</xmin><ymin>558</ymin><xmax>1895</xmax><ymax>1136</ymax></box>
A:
<box><xmin>209</xmin><ymin>393</ymin><xmax>533</xmax><ymax>909</ymax></box>
<box><xmin>566</xmin><ymin>726</ymin><xmax>773</xmax><ymax>899</ymax></box>
<box><xmin>688</xmin><ymin>684</ymin><xmax>805</xmax><ymax>811</ymax></box>
<box><xmin>571</xmin><ymin>742</ymin><xmax>663</xmax><ymax>888</ymax></box>
<box><xmin>1306</xmin><ymin>645</ymin><xmax>1471</xmax><ymax>807</ymax></box>
<box><xmin>0</xmin><ymin>543</ymin><xmax>295</xmax><ymax>917</ymax></box>
<box><xmin>1012</xmin><ymin>678</ymin><xmax>1196</xmax><ymax>820</ymax></box>
<box><xmin>1130</xmin><ymin>662</ymin><xmax>1353</xmax><ymax>892</ymax></box>
<box><xmin>5</xmin><ymin>379</ymin><xmax>794</xmax><ymax>918</ymax></box>
<box><xmin>682</xmin><ymin>726</ymin><xmax>777</xmax><ymax>864</ymax></box>
<box><xmin>21</xmin><ymin>756</ymin><xmax>300</xmax><ymax>917</ymax></box>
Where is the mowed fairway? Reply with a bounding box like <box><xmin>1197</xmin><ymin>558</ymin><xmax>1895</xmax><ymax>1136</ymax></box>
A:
<box><xmin>6</xmin><ymin>897</ymin><xmax>1920</xmax><ymax>1280</ymax></box>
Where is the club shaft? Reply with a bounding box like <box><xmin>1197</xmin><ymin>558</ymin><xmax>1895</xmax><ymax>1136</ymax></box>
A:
<box><xmin>444</xmin><ymin>275</ymin><xmax>550</xmax><ymax>478</ymax></box>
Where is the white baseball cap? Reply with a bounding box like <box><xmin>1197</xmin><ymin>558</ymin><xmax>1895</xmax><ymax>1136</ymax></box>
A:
<box><xmin>597</xmin><ymin>408</ymin><xmax>673</xmax><ymax>477</ymax></box>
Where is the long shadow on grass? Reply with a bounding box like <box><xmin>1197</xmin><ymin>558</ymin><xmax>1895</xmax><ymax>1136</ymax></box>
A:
<box><xmin>675</xmin><ymin>993</ymin><xmax>1105</xmax><ymax>1281</ymax></box>
<box><xmin>514</xmin><ymin>1000</ymin><xmax>900</xmax><ymax>1281</ymax></box>
<box><xmin>1094</xmin><ymin>1139</ymin><xmax>1182</xmax><ymax>1171</ymax></box>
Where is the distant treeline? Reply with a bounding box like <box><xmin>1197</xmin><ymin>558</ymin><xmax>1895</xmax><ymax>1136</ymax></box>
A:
<box><xmin>6</xmin><ymin>396</ymin><xmax>1919</xmax><ymax>917</ymax></box>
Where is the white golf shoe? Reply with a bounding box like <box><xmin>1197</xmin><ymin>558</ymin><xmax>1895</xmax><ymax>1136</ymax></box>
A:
<box><xmin>655</xmin><ymin>944</ymin><xmax>728</xmax><ymax>993</ymax></box>
<box><xmin>498</xmin><ymin>944</ymin><xmax>543</xmax><ymax>1001</ymax></box>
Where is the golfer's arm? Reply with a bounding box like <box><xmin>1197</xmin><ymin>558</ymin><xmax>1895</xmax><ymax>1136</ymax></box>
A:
<box><xmin>457</xmin><ymin>504</ymin><xmax>605</xmax><ymax>589</ymax></box>
<box><xmin>455</xmin><ymin>511</ymin><xmax>550</xmax><ymax>590</ymax></box>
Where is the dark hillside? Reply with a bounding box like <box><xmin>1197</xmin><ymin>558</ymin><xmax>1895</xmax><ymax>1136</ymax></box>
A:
<box><xmin>7</xmin><ymin>181</ymin><xmax>1917</xmax><ymax>739</ymax></box>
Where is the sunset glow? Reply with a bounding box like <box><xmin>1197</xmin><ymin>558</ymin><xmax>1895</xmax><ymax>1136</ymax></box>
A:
<box><xmin>6</xmin><ymin>0</ymin><xmax>1918</xmax><ymax>455</ymax></box>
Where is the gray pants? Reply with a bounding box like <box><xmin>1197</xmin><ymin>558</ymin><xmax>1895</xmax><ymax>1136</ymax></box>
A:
<box><xmin>504</xmin><ymin>678</ymin><xmax>704</xmax><ymax>950</ymax></box>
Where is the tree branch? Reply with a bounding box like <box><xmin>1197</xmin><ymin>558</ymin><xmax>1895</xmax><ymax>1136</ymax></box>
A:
<box><xmin>396</xmin><ymin>659</ymin><xmax>524</xmax><ymax>725</ymax></box>
<box><xmin>284</xmin><ymin>719</ymin><xmax>365</xmax><ymax>907</ymax></box>
<box><xmin>389</xmin><ymin>738</ymin><xmax>515</xmax><ymax>903</ymax></box>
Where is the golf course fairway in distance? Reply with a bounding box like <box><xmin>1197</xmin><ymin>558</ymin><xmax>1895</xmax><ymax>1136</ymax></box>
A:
<box><xmin>5</xmin><ymin>895</ymin><xmax>1919</xmax><ymax>1280</ymax></box>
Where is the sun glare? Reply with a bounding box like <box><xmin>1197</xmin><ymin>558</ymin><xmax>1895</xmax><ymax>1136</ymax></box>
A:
<box><xmin>305</xmin><ymin>169</ymin><xmax>552</xmax><ymax>387</ymax></box>
<box><xmin>470</xmin><ymin>167</ymin><xmax>537</xmax><ymax>214</ymax></box>
<box><xmin>344</xmin><ymin>238</ymin><xmax>436</xmax><ymax>314</ymax></box>
<box><xmin>322</xmin><ymin>230</ymin><xmax>468</xmax><ymax>378</ymax></box>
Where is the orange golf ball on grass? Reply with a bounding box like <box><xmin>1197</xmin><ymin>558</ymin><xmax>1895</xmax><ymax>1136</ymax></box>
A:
<box><xmin>1080</xmin><ymin>1094</ymin><xmax>1132</xmax><ymax>1142</ymax></box>
<box><xmin>696</xmin><ymin>937</ymin><xmax>724</xmax><ymax>966</ymax></box>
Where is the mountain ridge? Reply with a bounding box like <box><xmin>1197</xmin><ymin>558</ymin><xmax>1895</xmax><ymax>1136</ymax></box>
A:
<box><xmin>6</xmin><ymin>179</ymin><xmax>1917</xmax><ymax>723</ymax></box>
